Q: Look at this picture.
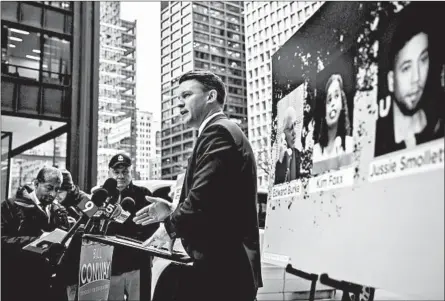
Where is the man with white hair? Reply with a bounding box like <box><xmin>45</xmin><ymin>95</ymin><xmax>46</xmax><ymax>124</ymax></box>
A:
<box><xmin>274</xmin><ymin>106</ymin><xmax>302</xmax><ymax>184</ymax></box>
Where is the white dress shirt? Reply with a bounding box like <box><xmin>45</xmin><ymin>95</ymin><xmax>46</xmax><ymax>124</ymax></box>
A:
<box><xmin>30</xmin><ymin>191</ymin><xmax>51</xmax><ymax>221</ymax></box>
<box><xmin>198</xmin><ymin>111</ymin><xmax>225</xmax><ymax>137</ymax></box>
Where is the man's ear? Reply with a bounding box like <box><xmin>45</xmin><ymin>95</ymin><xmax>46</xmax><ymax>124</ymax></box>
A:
<box><xmin>206</xmin><ymin>90</ymin><xmax>217</xmax><ymax>104</ymax></box>
<box><xmin>33</xmin><ymin>180</ymin><xmax>39</xmax><ymax>189</ymax></box>
<box><xmin>387</xmin><ymin>70</ymin><xmax>394</xmax><ymax>93</ymax></box>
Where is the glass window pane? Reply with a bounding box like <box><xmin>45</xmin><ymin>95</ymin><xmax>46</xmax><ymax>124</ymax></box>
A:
<box><xmin>18</xmin><ymin>85</ymin><xmax>39</xmax><ymax>114</ymax></box>
<box><xmin>20</xmin><ymin>3</ymin><xmax>42</xmax><ymax>28</ymax></box>
<box><xmin>44</xmin><ymin>8</ymin><xmax>65</xmax><ymax>33</ymax></box>
<box><xmin>1</xmin><ymin>2</ymin><xmax>18</xmax><ymax>22</ymax></box>
<box><xmin>42</xmin><ymin>35</ymin><xmax>71</xmax><ymax>85</ymax></box>
<box><xmin>3</xmin><ymin>27</ymin><xmax>40</xmax><ymax>81</ymax></box>
<box><xmin>42</xmin><ymin>87</ymin><xmax>64</xmax><ymax>116</ymax></box>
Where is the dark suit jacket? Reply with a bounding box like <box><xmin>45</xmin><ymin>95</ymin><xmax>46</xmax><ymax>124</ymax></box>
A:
<box><xmin>164</xmin><ymin>114</ymin><xmax>263</xmax><ymax>300</ymax></box>
<box><xmin>106</xmin><ymin>182</ymin><xmax>156</xmax><ymax>274</ymax></box>
<box><xmin>274</xmin><ymin>147</ymin><xmax>301</xmax><ymax>185</ymax></box>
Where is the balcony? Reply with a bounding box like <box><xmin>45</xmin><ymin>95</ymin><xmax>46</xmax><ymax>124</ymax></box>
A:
<box><xmin>120</xmin><ymin>78</ymin><xmax>135</xmax><ymax>88</ymax></box>
<box><xmin>121</xmin><ymin>68</ymin><xmax>135</xmax><ymax>78</ymax></box>
<box><xmin>120</xmin><ymin>93</ymin><xmax>135</xmax><ymax>102</ymax></box>
<box><xmin>122</xmin><ymin>31</ymin><xmax>136</xmax><ymax>44</ymax></box>
<box><xmin>118</xmin><ymin>55</ymin><xmax>135</xmax><ymax>66</ymax></box>
<box><xmin>122</xmin><ymin>43</ymin><xmax>136</xmax><ymax>56</ymax></box>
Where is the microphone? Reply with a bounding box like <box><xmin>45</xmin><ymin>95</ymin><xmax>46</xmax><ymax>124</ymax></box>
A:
<box><xmin>101</xmin><ymin>197</ymin><xmax>135</xmax><ymax>234</ymax></box>
<box><xmin>111</xmin><ymin>197</ymin><xmax>135</xmax><ymax>224</ymax></box>
<box><xmin>61</xmin><ymin>188</ymin><xmax>108</xmax><ymax>245</ymax></box>
<box><xmin>103</xmin><ymin>178</ymin><xmax>118</xmax><ymax>196</ymax></box>
<box><xmin>98</xmin><ymin>178</ymin><xmax>119</xmax><ymax>219</ymax></box>
<box><xmin>83</xmin><ymin>187</ymin><xmax>112</xmax><ymax>234</ymax></box>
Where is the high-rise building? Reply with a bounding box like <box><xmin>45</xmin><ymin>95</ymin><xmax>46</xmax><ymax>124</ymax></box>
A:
<box><xmin>149</xmin><ymin>129</ymin><xmax>162</xmax><ymax>180</ymax></box>
<box><xmin>244</xmin><ymin>1</ymin><xmax>323</xmax><ymax>189</ymax></box>
<box><xmin>1</xmin><ymin>1</ymin><xmax>100</xmax><ymax>198</ymax></box>
<box><xmin>135</xmin><ymin>109</ymin><xmax>156</xmax><ymax>181</ymax></box>
<box><xmin>160</xmin><ymin>1</ymin><xmax>248</xmax><ymax>180</ymax></box>
<box><xmin>97</xmin><ymin>2</ymin><xmax>137</xmax><ymax>185</ymax></box>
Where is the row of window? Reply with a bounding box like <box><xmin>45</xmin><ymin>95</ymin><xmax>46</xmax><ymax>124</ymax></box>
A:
<box><xmin>193</xmin><ymin>6</ymin><xmax>242</xmax><ymax>25</ymax></box>
<box><xmin>194</xmin><ymin>52</ymin><xmax>244</xmax><ymax>69</ymax></box>
<box><xmin>192</xmin><ymin>22</ymin><xmax>243</xmax><ymax>39</ymax></box>
<box><xmin>161</xmin><ymin>61</ymin><xmax>192</xmax><ymax>83</ymax></box>
<box><xmin>245</xmin><ymin>1</ymin><xmax>316</xmax><ymax>20</ymax></box>
<box><xmin>1</xmin><ymin>25</ymin><xmax>71</xmax><ymax>85</ymax></box>
<box><xmin>2</xmin><ymin>2</ymin><xmax>72</xmax><ymax>35</ymax></box>
<box><xmin>161</xmin><ymin>13</ymin><xmax>192</xmax><ymax>38</ymax></box>
<box><xmin>247</xmin><ymin>13</ymin><xmax>302</xmax><ymax>38</ymax></box>
<box><xmin>248</xmin><ymin>75</ymin><xmax>272</xmax><ymax>92</ymax></box>
<box><xmin>194</xmin><ymin>32</ymin><xmax>243</xmax><ymax>51</ymax></box>
<box><xmin>249</xmin><ymin>126</ymin><xmax>270</xmax><ymax>146</ymax></box>
<box><xmin>161</xmin><ymin>1</ymin><xmax>190</xmax><ymax>21</ymax></box>
<box><xmin>192</xmin><ymin>42</ymin><xmax>243</xmax><ymax>59</ymax></box>
<box><xmin>161</xmin><ymin>40</ymin><xmax>192</xmax><ymax>65</ymax></box>
<box><xmin>193</xmin><ymin>14</ymin><xmax>242</xmax><ymax>32</ymax></box>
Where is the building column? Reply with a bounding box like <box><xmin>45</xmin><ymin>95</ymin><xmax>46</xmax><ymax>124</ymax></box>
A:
<box><xmin>68</xmin><ymin>1</ymin><xmax>100</xmax><ymax>191</ymax></box>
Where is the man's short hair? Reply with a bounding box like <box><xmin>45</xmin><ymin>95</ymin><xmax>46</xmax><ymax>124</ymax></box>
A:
<box><xmin>36</xmin><ymin>166</ymin><xmax>63</xmax><ymax>184</ymax></box>
<box><xmin>178</xmin><ymin>70</ymin><xmax>227</xmax><ymax>106</ymax></box>
<box><xmin>388</xmin><ymin>7</ymin><xmax>430</xmax><ymax>69</ymax></box>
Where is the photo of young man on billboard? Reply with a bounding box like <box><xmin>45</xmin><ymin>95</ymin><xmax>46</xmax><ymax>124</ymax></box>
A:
<box><xmin>375</xmin><ymin>4</ymin><xmax>445</xmax><ymax>157</ymax></box>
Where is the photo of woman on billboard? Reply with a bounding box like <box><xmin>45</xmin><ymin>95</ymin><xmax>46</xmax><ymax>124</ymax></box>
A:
<box><xmin>312</xmin><ymin>73</ymin><xmax>353</xmax><ymax>174</ymax></box>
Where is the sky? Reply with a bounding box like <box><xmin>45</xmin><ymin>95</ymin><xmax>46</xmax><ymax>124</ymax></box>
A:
<box><xmin>120</xmin><ymin>2</ymin><xmax>162</xmax><ymax>122</ymax></box>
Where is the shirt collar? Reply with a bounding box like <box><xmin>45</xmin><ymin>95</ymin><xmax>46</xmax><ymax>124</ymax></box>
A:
<box><xmin>30</xmin><ymin>190</ymin><xmax>50</xmax><ymax>217</ymax></box>
<box><xmin>198</xmin><ymin>112</ymin><xmax>224</xmax><ymax>137</ymax></box>
<box><xmin>30</xmin><ymin>190</ymin><xmax>40</xmax><ymax>206</ymax></box>
<box><xmin>393</xmin><ymin>103</ymin><xmax>427</xmax><ymax>146</ymax></box>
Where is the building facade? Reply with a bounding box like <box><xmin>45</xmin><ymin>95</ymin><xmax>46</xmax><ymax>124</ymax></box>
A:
<box><xmin>244</xmin><ymin>1</ymin><xmax>323</xmax><ymax>189</ymax></box>
<box><xmin>135</xmin><ymin>110</ymin><xmax>156</xmax><ymax>181</ymax></box>
<box><xmin>160</xmin><ymin>1</ymin><xmax>248</xmax><ymax>180</ymax></box>
<box><xmin>149</xmin><ymin>129</ymin><xmax>162</xmax><ymax>180</ymax></box>
<box><xmin>97</xmin><ymin>2</ymin><xmax>137</xmax><ymax>185</ymax></box>
<box><xmin>1</xmin><ymin>1</ymin><xmax>100</xmax><ymax>198</ymax></box>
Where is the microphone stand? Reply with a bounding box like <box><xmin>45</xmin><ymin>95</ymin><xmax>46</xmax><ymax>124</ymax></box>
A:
<box><xmin>49</xmin><ymin>214</ymin><xmax>87</xmax><ymax>300</ymax></box>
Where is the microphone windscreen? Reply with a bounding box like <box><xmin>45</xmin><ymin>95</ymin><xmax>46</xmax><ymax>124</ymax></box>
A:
<box><xmin>121</xmin><ymin>197</ymin><xmax>135</xmax><ymax>211</ymax></box>
<box><xmin>102</xmin><ymin>178</ymin><xmax>118</xmax><ymax>195</ymax></box>
<box><xmin>91</xmin><ymin>188</ymin><xmax>108</xmax><ymax>207</ymax></box>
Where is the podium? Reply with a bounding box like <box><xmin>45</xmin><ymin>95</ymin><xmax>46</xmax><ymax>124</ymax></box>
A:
<box><xmin>82</xmin><ymin>234</ymin><xmax>192</xmax><ymax>301</ymax></box>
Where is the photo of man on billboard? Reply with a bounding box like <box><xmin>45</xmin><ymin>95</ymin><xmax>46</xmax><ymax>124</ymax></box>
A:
<box><xmin>375</xmin><ymin>4</ymin><xmax>445</xmax><ymax>157</ymax></box>
<box><xmin>273</xmin><ymin>85</ymin><xmax>305</xmax><ymax>185</ymax></box>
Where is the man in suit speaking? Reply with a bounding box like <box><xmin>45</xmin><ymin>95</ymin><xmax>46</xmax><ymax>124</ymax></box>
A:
<box><xmin>134</xmin><ymin>70</ymin><xmax>263</xmax><ymax>301</ymax></box>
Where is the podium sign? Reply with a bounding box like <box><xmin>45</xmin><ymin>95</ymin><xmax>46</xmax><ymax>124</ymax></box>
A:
<box><xmin>78</xmin><ymin>239</ymin><xmax>114</xmax><ymax>301</ymax></box>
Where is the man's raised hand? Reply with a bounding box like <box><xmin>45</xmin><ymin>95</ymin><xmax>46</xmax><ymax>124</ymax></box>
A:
<box><xmin>133</xmin><ymin>196</ymin><xmax>174</xmax><ymax>226</ymax></box>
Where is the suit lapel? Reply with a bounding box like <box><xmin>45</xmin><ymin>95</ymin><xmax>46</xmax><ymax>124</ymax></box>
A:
<box><xmin>178</xmin><ymin>114</ymin><xmax>228</xmax><ymax>205</ymax></box>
